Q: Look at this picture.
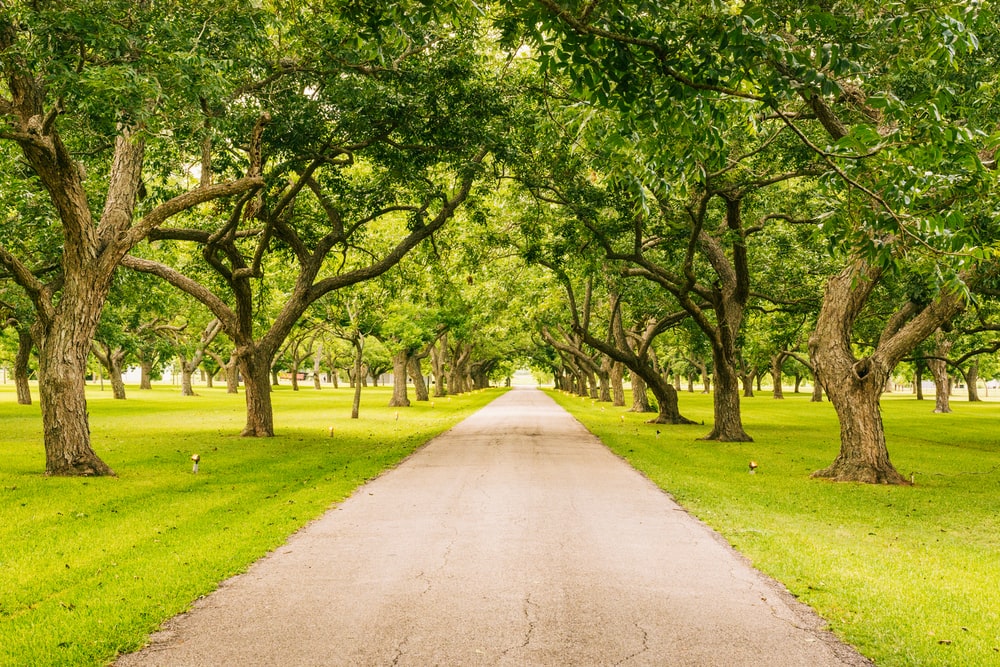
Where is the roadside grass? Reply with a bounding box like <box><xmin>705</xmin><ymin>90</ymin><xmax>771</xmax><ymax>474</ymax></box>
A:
<box><xmin>0</xmin><ymin>384</ymin><xmax>503</xmax><ymax>667</ymax></box>
<box><xmin>550</xmin><ymin>389</ymin><xmax>1000</xmax><ymax>667</ymax></box>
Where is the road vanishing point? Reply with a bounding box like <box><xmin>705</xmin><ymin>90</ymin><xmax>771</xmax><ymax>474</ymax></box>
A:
<box><xmin>117</xmin><ymin>387</ymin><xmax>871</xmax><ymax>667</ymax></box>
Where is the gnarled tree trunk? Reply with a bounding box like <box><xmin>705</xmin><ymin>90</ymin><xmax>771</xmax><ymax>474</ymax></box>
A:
<box><xmin>966</xmin><ymin>360</ymin><xmax>980</xmax><ymax>402</ymax></box>
<box><xmin>630</xmin><ymin>374</ymin><xmax>653</xmax><ymax>413</ymax></box>
<box><xmin>771</xmin><ymin>353</ymin><xmax>785</xmax><ymax>399</ymax></box>
<box><xmin>14</xmin><ymin>329</ymin><xmax>32</xmax><ymax>405</ymax></box>
<box><xmin>239</xmin><ymin>350</ymin><xmax>275</xmax><ymax>437</ymax></box>
<box><xmin>388</xmin><ymin>349</ymin><xmax>411</xmax><ymax>407</ymax></box>
<box><xmin>928</xmin><ymin>331</ymin><xmax>952</xmax><ymax>414</ymax></box>
<box><xmin>809</xmin><ymin>260</ymin><xmax>964</xmax><ymax>484</ymax></box>
<box><xmin>610</xmin><ymin>360</ymin><xmax>625</xmax><ymax>406</ymax></box>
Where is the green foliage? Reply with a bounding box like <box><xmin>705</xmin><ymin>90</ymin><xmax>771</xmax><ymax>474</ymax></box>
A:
<box><xmin>554</xmin><ymin>390</ymin><xmax>1000</xmax><ymax>666</ymax></box>
<box><xmin>0</xmin><ymin>384</ymin><xmax>505</xmax><ymax>666</ymax></box>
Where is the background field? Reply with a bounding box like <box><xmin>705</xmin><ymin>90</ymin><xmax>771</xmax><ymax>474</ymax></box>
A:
<box><xmin>551</xmin><ymin>389</ymin><xmax>1000</xmax><ymax>667</ymax></box>
<box><xmin>0</xmin><ymin>384</ymin><xmax>503</xmax><ymax>667</ymax></box>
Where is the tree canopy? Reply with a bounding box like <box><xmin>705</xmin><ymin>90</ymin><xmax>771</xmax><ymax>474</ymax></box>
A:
<box><xmin>1</xmin><ymin>1</ymin><xmax>998</xmax><ymax>484</ymax></box>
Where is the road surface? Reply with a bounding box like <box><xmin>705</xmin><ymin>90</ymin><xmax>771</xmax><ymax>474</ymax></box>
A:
<box><xmin>117</xmin><ymin>387</ymin><xmax>870</xmax><ymax>666</ymax></box>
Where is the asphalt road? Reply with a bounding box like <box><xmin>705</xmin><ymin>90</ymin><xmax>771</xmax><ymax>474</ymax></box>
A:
<box><xmin>116</xmin><ymin>387</ymin><xmax>871</xmax><ymax>666</ymax></box>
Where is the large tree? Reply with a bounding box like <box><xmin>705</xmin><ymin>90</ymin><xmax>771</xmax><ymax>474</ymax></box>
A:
<box><xmin>125</xmin><ymin>4</ymin><xmax>509</xmax><ymax>435</ymax></box>
<box><xmin>0</xmin><ymin>4</ymin><xmax>266</xmax><ymax>474</ymax></box>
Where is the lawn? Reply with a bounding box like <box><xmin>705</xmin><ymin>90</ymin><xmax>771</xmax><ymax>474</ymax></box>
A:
<box><xmin>550</xmin><ymin>389</ymin><xmax>1000</xmax><ymax>667</ymax></box>
<box><xmin>0</xmin><ymin>384</ymin><xmax>504</xmax><ymax>667</ymax></box>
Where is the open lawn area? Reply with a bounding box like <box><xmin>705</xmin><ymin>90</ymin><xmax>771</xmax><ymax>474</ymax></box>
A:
<box><xmin>551</xmin><ymin>389</ymin><xmax>1000</xmax><ymax>667</ymax></box>
<box><xmin>0</xmin><ymin>385</ymin><xmax>504</xmax><ymax>667</ymax></box>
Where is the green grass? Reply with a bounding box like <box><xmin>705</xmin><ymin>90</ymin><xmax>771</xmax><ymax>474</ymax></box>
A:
<box><xmin>0</xmin><ymin>384</ymin><xmax>504</xmax><ymax>667</ymax></box>
<box><xmin>550</xmin><ymin>389</ymin><xmax>1000</xmax><ymax>667</ymax></box>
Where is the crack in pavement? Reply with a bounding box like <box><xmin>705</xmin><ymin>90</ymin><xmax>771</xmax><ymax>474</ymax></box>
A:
<box><xmin>613</xmin><ymin>621</ymin><xmax>650</xmax><ymax>666</ymax></box>
<box><xmin>500</xmin><ymin>592</ymin><xmax>538</xmax><ymax>660</ymax></box>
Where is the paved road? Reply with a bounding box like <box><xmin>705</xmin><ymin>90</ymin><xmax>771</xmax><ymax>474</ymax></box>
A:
<box><xmin>117</xmin><ymin>388</ymin><xmax>870</xmax><ymax>666</ymax></box>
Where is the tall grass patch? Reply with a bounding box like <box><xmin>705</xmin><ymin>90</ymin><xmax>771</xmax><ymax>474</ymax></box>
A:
<box><xmin>0</xmin><ymin>385</ymin><xmax>503</xmax><ymax>667</ymax></box>
<box><xmin>550</xmin><ymin>390</ymin><xmax>1000</xmax><ymax>667</ymax></box>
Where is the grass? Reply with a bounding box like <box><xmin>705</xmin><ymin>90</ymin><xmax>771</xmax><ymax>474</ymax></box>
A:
<box><xmin>0</xmin><ymin>383</ymin><xmax>505</xmax><ymax>667</ymax></box>
<box><xmin>549</xmin><ymin>388</ymin><xmax>1000</xmax><ymax>667</ymax></box>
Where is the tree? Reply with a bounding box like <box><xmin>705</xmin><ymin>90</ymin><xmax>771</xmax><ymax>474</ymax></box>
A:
<box><xmin>0</xmin><ymin>4</ymin><xmax>266</xmax><ymax>474</ymax></box>
<box><xmin>124</xmin><ymin>3</ymin><xmax>507</xmax><ymax>436</ymax></box>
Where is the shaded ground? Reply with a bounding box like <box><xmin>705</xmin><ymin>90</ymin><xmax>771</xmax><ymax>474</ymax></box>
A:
<box><xmin>116</xmin><ymin>388</ymin><xmax>870</xmax><ymax>666</ymax></box>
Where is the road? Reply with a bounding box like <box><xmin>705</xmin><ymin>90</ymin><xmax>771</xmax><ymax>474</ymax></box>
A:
<box><xmin>116</xmin><ymin>387</ymin><xmax>870</xmax><ymax>666</ymax></box>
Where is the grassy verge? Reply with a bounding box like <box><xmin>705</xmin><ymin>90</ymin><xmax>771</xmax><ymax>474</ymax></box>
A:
<box><xmin>0</xmin><ymin>384</ymin><xmax>504</xmax><ymax>667</ymax></box>
<box><xmin>550</xmin><ymin>389</ymin><xmax>1000</xmax><ymax>667</ymax></box>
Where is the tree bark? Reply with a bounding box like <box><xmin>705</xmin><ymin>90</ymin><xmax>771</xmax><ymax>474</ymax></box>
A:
<box><xmin>313</xmin><ymin>343</ymin><xmax>323</xmax><ymax>390</ymax></box>
<box><xmin>351</xmin><ymin>337</ymin><xmax>364</xmax><ymax>419</ymax></box>
<box><xmin>388</xmin><ymin>349</ymin><xmax>411</xmax><ymax>407</ymax></box>
<box><xmin>630</xmin><ymin>374</ymin><xmax>653</xmax><ymax>413</ymax></box>
<box><xmin>741</xmin><ymin>369</ymin><xmax>755</xmax><ymax>398</ymax></box>
<box><xmin>139</xmin><ymin>359</ymin><xmax>154</xmax><ymax>390</ymax></box>
<box><xmin>410</xmin><ymin>356</ymin><xmax>429</xmax><ymax>401</ymax></box>
<box><xmin>966</xmin><ymin>360</ymin><xmax>980</xmax><ymax>402</ymax></box>
<box><xmin>610</xmin><ymin>361</ymin><xmax>625</xmax><ymax>406</ymax></box>
<box><xmin>811</xmin><ymin>372</ymin><xmax>824</xmax><ymax>402</ymax></box>
<box><xmin>431</xmin><ymin>333</ymin><xmax>448</xmax><ymax>397</ymax></box>
<box><xmin>703</xmin><ymin>358</ymin><xmax>751</xmax><ymax>441</ymax></box>
<box><xmin>179</xmin><ymin>354</ymin><xmax>195</xmax><ymax>397</ymax></box>
<box><xmin>771</xmin><ymin>353</ymin><xmax>785</xmax><ymax>399</ymax></box>
<box><xmin>809</xmin><ymin>260</ymin><xmax>964</xmax><ymax>484</ymax></box>
<box><xmin>35</xmin><ymin>320</ymin><xmax>115</xmax><ymax>476</ymax></box>
<box><xmin>928</xmin><ymin>331</ymin><xmax>952</xmax><ymax>413</ymax></box>
<box><xmin>14</xmin><ymin>329</ymin><xmax>32</xmax><ymax>405</ymax></box>
<box><xmin>598</xmin><ymin>355</ymin><xmax>612</xmax><ymax>402</ymax></box>
<box><xmin>93</xmin><ymin>342</ymin><xmax>127</xmax><ymax>400</ymax></box>
<box><xmin>239</xmin><ymin>350</ymin><xmax>275</xmax><ymax>437</ymax></box>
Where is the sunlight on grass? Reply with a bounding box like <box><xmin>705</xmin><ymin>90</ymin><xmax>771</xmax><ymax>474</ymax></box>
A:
<box><xmin>551</xmin><ymin>389</ymin><xmax>1000</xmax><ymax>667</ymax></box>
<box><xmin>0</xmin><ymin>384</ymin><xmax>504</xmax><ymax>667</ymax></box>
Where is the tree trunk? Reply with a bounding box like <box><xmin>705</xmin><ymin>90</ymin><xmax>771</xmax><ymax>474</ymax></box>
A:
<box><xmin>35</xmin><ymin>322</ymin><xmax>115</xmax><ymax>476</ymax></box>
<box><xmin>239</xmin><ymin>351</ymin><xmax>275</xmax><ymax>437</ymax></box>
<box><xmin>809</xmin><ymin>260</ymin><xmax>963</xmax><ymax>483</ymax></box>
<box><xmin>771</xmin><ymin>353</ymin><xmax>785</xmax><ymax>399</ymax></box>
<box><xmin>742</xmin><ymin>370</ymin><xmax>754</xmax><ymax>398</ymax></box>
<box><xmin>205</xmin><ymin>371</ymin><xmax>214</xmax><ymax>389</ymax></box>
<box><xmin>813</xmin><ymin>370</ymin><xmax>908</xmax><ymax>484</ymax></box>
<box><xmin>645</xmin><ymin>372</ymin><xmax>696</xmax><ymax>425</ymax></box>
<box><xmin>108</xmin><ymin>350</ymin><xmax>127</xmax><ymax>400</ymax></box>
<box><xmin>915</xmin><ymin>363</ymin><xmax>924</xmax><ymax>400</ymax></box>
<box><xmin>225</xmin><ymin>354</ymin><xmax>239</xmax><ymax>393</ymax></box>
<box><xmin>703</xmin><ymin>351</ymin><xmax>752</xmax><ymax>441</ymax></box>
<box><xmin>928</xmin><ymin>332</ymin><xmax>952</xmax><ymax>413</ymax></box>
<box><xmin>966</xmin><ymin>360</ymin><xmax>981</xmax><ymax>402</ymax></box>
<box><xmin>410</xmin><ymin>356</ymin><xmax>429</xmax><ymax>402</ymax></box>
<box><xmin>811</xmin><ymin>373</ymin><xmax>824</xmax><ymax>402</ymax></box>
<box><xmin>179</xmin><ymin>355</ymin><xmax>195</xmax><ymax>397</ymax></box>
<box><xmin>94</xmin><ymin>343</ymin><xmax>127</xmax><ymax>400</ymax></box>
<box><xmin>388</xmin><ymin>349</ymin><xmax>411</xmax><ymax>407</ymax></box>
<box><xmin>698</xmin><ymin>361</ymin><xmax>711</xmax><ymax>393</ymax></box>
<box><xmin>630</xmin><ymin>374</ymin><xmax>654</xmax><ymax>413</ymax></box>
<box><xmin>431</xmin><ymin>333</ymin><xmax>448</xmax><ymax>397</ymax></box>
<box><xmin>793</xmin><ymin>372</ymin><xmax>801</xmax><ymax>394</ymax></box>
<box><xmin>313</xmin><ymin>347</ymin><xmax>322</xmax><ymax>390</ymax></box>
<box><xmin>14</xmin><ymin>329</ymin><xmax>32</xmax><ymax>405</ymax></box>
<box><xmin>610</xmin><ymin>361</ymin><xmax>625</xmax><ymax>407</ymax></box>
<box><xmin>598</xmin><ymin>356</ymin><xmax>612</xmax><ymax>402</ymax></box>
<box><xmin>351</xmin><ymin>338</ymin><xmax>363</xmax><ymax>419</ymax></box>
<box><xmin>139</xmin><ymin>359</ymin><xmax>154</xmax><ymax>390</ymax></box>
<box><xmin>290</xmin><ymin>359</ymin><xmax>300</xmax><ymax>391</ymax></box>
